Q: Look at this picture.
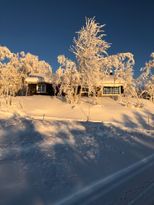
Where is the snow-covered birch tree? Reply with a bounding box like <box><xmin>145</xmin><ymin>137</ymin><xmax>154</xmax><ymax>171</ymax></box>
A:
<box><xmin>57</xmin><ymin>55</ymin><xmax>80</xmax><ymax>103</ymax></box>
<box><xmin>18</xmin><ymin>52</ymin><xmax>52</xmax><ymax>77</ymax></box>
<box><xmin>137</xmin><ymin>53</ymin><xmax>154</xmax><ymax>102</ymax></box>
<box><xmin>101</xmin><ymin>52</ymin><xmax>141</xmax><ymax>107</ymax></box>
<box><xmin>0</xmin><ymin>46</ymin><xmax>23</xmax><ymax>104</ymax></box>
<box><xmin>0</xmin><ymin>46</ymin><xmax>53</xmax><ymax>100</ymax></box>
<box><xmin>71</xmin><ymin>17</ymin><xmax>110</xmax><ymax>97</ymax></box>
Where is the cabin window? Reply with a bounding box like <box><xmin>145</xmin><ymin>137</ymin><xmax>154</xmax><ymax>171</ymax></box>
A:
<box><xmin>82</xmin><ymin>87</ymin><xmax>89</xmax><ymax>92</ymax></box>
<box><xmin>37</xmin><ymin>84</ymin><xmax>46</xmax><ymax>93</ymax></box>
<box><xmin>103</xmin><ymin>86</ymin><xmax>122</xmax><ymax>94</ymax></box>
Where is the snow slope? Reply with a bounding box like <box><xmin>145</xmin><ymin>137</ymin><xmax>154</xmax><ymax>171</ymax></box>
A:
<box><xmin>0</xmin><ymin>116</ymin><xmax>154</xmax><ymax>205</ymax></box>
<box><xmin>0</xmin><ymin>96</ymin><xmax>154</xmax><ymax>204</ymax></box>
<box><xmin>0</xmin><ymin>95</ymin><xmax>153</xmax><ymax>129</ymax></box>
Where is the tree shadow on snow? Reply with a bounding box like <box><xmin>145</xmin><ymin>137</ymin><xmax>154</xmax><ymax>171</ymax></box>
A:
<box><xmin>113</xmin><ymin>109</ymin><xmax>154</xmax><ymax>130</ymax></box>
<box><xmin>0</xmin><ymin>116</ymin><xmax>154</xmax><ymax>205</ymax></box>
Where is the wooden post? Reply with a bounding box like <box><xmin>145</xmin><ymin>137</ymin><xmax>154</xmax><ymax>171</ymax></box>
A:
<box><xmin>147</xmin><ymin>115</ymin><xmax>150</xmax><ymax>130</ymax></box>
<box><xmin>87</xmin><ymin>103</ymin><xmax>90</xmax><ymax>121</ymax></box>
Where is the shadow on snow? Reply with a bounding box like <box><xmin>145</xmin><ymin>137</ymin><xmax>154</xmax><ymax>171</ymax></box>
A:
<box><xmin>0</xmin><ymin>113</ymin><xmax>153</xmax><ymax>205</ymax></box>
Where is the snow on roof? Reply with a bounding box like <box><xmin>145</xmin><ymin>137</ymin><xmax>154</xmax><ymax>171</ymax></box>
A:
<box><xmin>25</xmin><ymin>73</ymin><xmax>52</xmax><ymax>84</ymax></box>
<box><xmin>101</xmin><ymin>76</ymin><xmax>125</xmax><ymax>86</ymax></box>
<box><xmin>25</xmin><ymin>76</ymin><xmax>43</xmax><ymax>84</ymax></box>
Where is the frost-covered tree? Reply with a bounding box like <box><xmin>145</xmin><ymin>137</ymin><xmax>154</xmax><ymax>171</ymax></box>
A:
<box><xmin>0</xmin><ymin>64</ymin><xmax>23</xmax><ymax>96</ymax></box>
<box><xmin>57</xmin><ymin>18</ymin><xmax>139</xmax><ymax>105</ymax></box>
<box><xmin>18</xmin><ymin>52</ymin><xmax>52</xmax><ymax>77</ymax></box>
<box><xmin>101</xmin><ymin>52</ymin><xmax>134</xmax><ymax>76</ymax></box>
<box><xmin>101</xmin><ymin>52</ymin><xmax>138</xmax><ymax>97</ymax></box>
<box><xmin>0</xmin><ymin>46</ymin><xmax>53</xmax><ymax>99</ymax></box>
<box><xmin>100</xmin><ymin>52</ymin><xmax>142</xmax><ymax>107</ymax></box>
<box><xmin>0</xmin><ymin>46</ymin><xmax>23</xmax><ymax>104</ymax></box>
<box><xmin>17</xmin><ymin>52</ymin><xmax>53</xmax><ymax>95</ymax></box>
<box><xmin>72</xmin><ymin>17</ymin><xmax>110</xmax><ymax>96</ymax></box>
<box><xmin>0</xmin><ymin>46</ymin><xmax>13</xmax><ymax>61</ymax></box>
<box><xmin>137</xmin><ymin>53</ymin><xmax>154</xmax><ymax>101</ymax></box>
<box><xmin>57</xmin><ymin>55</ymin><xmax>80</xmax><ymax>103</ymax></box>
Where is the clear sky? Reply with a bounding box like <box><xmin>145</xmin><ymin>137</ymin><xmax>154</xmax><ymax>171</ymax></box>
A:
<box><xmin>0</xmin><ymin>0</ymin><xmax>154</xmax><ymax>76</ymax></box>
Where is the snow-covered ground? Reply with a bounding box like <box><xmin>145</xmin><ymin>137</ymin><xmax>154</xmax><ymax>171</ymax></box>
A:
<box><xmin>0</xmin><ymin>96</ymin><xmax>154</xmax><ymax>129</ymax></box>
<box><xmin>0</xmin><ymin>96</ymin><xmax>154</xmax><ymax>205</ymax></box>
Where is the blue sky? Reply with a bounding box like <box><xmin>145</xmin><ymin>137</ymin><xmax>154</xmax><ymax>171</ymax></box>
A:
<box><xmin>0</xmin><ymin>0</ymin><xmax>154</xmax><ymax>76</ymax></box>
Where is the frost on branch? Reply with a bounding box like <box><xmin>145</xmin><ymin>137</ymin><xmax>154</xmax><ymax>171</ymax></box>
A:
<box><xmin>137</xmin><ymin>53</ymin><xmax>154</xmax><ymax>102</ymax></box>
<box><xmin>71</xmin><ymin>17</ymin><xmax>110</xmax><ymax>97</ymax></box>
<box><xmin>0</xmin><ymin>46</ymin><xmax>53</xmax><ymax>102</ymax></box>
<box><xmin>56</xmin><ymin>18</ymin><xmax>139</xmax><ymax>106</ymax></box>
<box><xmin>0</xmin><ymin>46</ymin><xmax>13</xmax><ymax>61</ymax></box>
<box><xmin>0</xmin><ymin>65</ymin><xmax>23</xmax><ymax>97</ymax></box>
<box><xmin>57</xmin><ymin>55</ymin><xmax>80</xmax><ymax>103</ymax></box>
<box><xmin>0</xmin><ymin>47</ymin><xmax>23</xmax><ymax>104</ymax></box>
<box><xmin>18</xmin><ymin>52</ymin><xmax>52</xmax><ymax>77</ymax></box>
<box><xmin>101</xmin><ymin>52</ymin><xmax>135</xmax><ymax>78</ymax></box>
<box><xmin>101</xmin><ymin>52</ymin><xmax>140</xmax><ymax>107</ymax></box>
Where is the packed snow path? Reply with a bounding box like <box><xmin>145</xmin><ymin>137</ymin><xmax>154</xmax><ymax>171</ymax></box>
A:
<box><xmin>0</xmin><ymin>115</ymin><xmax>154</xmax><ymax>205</ymax></box>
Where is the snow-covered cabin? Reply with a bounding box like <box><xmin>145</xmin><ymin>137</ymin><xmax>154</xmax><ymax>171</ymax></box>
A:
<box><xmin>100</xmin><ymin>76</ymin><xmax>124</xmax><ymax>96</ymax></box>
<box><xmin>80</xmin><ymin>76</ymin><xmax>124</xmax><ymax>96</ymax></box>
<box><xmin>25</xmin><ymin>74</ymin><xmax>54</xmax><ymax>95</ymax></box>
